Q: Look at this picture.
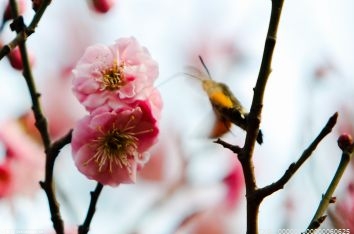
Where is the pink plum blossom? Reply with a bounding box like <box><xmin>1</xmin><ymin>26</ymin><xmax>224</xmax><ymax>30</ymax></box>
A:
<box><xmin>0</xmin><ymin>163</ymin><xmax>12</xmax><ymax>198</ymax></box>
<box><xmin>138</xmin><ymin>146</ymin><xmax>165</xmax><ymax>182</ymax></box>
<box><xmin>222</xmin><ymin>159</ymin><xmax>244</xmax><ymax>209</ymax></box>
<box><xmin>177</xmin><ymin>210</ymin><xmax>228</xmax><ymax>234</ymax></box>
<box><xmin>41</xmin><ymin>67</ymin><xmax>86</xmax><ymax>140</ymax></box>
<box><xmin>139</xmin><ymin>128</ymin><xmax>183</xmax><ymax>183</ymax></box>
<box><xmin>71</xmin><ymin>99</ymin><xmax>159</xmax><ymax>186</ymax></box>
<box><xmin>335</xmin><ymin>183</ymin><xmax>354</xmax><ymax>231</ymax></box>
<box><xmin>0</xmin><ymin>120</ymin><xmax>45</xmax><ymax>198</ymax></box>
<box><xmin>72</xmin><ymin>37</ymin><xmax>159</xmax><ymax>112</ymax></box>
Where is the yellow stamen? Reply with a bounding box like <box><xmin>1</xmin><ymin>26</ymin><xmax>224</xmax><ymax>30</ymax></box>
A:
<box><xmin>86</xmin><ymin>127</ymin><xmax>138</xmax><ymax>173</ymax></box>
<box><xmin>100</xmin><ymin>61</ymin><xmax>126</xmax><ymax>91</ymax></box>
<box><xmin>84</xmin><ymin>114</ymin><xmax>155</xmax><ymax>173</ymax></box>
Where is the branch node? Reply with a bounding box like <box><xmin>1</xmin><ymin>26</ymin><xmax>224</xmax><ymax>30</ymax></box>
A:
<box><xmin>39</xmin><ymin>181</ymin><xmax>45</xmax><ymax>189</ymax></box>
<box><xmin>329</xmin><ymin>197</ymin><xmax>336</xmax><ymax>204</ymax></box>
<box><xmin>308</xmin><ymin>215</ymin><xmax>327</xmax><ymax>230</ymax></box>
<box><xmin>10</xmin><ymin>16</ymin><xmax>26</xmax><ymax>33</ymax></box>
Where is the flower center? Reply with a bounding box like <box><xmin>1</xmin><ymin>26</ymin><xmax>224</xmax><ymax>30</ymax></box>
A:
<box><xmin>101</xmin><ymin>62</ymin><xmax>126</xmax><ymax>91</ymax></box>
<box><xmin>88</xmin><ymin>127</ymin><xmax>138</xmax><ymax>173</ymax></box>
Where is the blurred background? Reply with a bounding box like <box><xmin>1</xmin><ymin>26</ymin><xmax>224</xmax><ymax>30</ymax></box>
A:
<box><xmin>0</xmin><ymin>0</ymin><xmax>353</xmax><ymax>233</ymax></box>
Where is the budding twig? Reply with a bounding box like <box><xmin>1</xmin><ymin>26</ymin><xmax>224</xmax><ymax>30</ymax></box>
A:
<box><xmin>305</xmin><ymin>143</ymin><xmax>353</xmax><ymax>231</ymax></box>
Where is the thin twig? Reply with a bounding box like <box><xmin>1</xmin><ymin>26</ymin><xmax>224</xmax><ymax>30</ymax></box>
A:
<box><xmin>50</xmin><ymin>130</ymin><xmax>73</xmax><ymax>158</ymax></box>
<box><xmin>39</xmin><ymin>130</ymin><xmax>72</xmax><ymax>234</ymax></box>
<box><xmin>214</xmin><ymin>138</ymin><xmax>242</xmax><ymax>154</ymax></box>
<box><xmin>242</xmin><ymin>0</ymin><xmax>284</xmax><ymax>155</ymax></box>
<box><xmin>237</xmin><ymin>0</ymin><xmax>285</xmax><ymax>233</ymax></box>
<box><xmin>305</xmin><ymin>144</ymin><xmax>353</xmax><ymax>231</ymax></box>
<box><xmin>257</xmin><ymin>112</ymin><xmax>338</xmax><ymax>198</ymax></box>
<box><xmin>8</xmin><ymin>1</ymin><xmax>64</xmax><ymax>233</ymax></box>
<box><xmin>79</xmin><ymin>183</ymin><xmax>104</xmax><ymax>234</ymax></box>
<box><xmin>0</xmin><ymin>0</ymin><xmax>52</xmax><ymax>60</ymax></box>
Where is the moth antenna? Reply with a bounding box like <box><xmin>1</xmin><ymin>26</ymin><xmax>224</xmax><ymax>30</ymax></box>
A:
<box><xmin>198</xmin><ymin>55</ymin><xmax>212</xmax><ymax>79</ymax></box>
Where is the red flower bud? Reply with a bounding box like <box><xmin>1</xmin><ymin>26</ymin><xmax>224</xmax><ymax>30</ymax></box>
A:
<box><xmin>337</xmin><ymin>133</ymin><xmax>353</xmax><ymax>151</ymax></box>
<box><xmin>91</xmin><ymin>0</ymin><xmax>115</xmax><ymax>14</ymax></box>
<box><xmin>8</xmin><ymin>46</ymin><xmax>35</xmax><ymax>70</ymax></box>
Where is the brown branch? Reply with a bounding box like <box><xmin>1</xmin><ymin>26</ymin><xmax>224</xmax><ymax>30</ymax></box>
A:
<box><xmin>39</xmin><ymin>129</ymin><xmax>72</xmax><ymax>234</ymax></box>
<box><xmin>242</xmin><ymin>0</ymin><xmax>284</xmax><ymax>155</ymax></box>
<box><xmin>214</xmin><ymin>138</ymin><xmax>242</xmax><ymax>154</ymax></box>
<box><xmin>8</xmin><ymin>1</ymin><xmax>65</xmax><ymax>233</ymax></box>
<box><xmin>235</xmin><ymin>1</ymin><xmax>285</xmax><ymax>233</ymax></box>
<box><xmin>257</xmin><ymin>112</ymin><xmax>338</xmax><ymax>199</ymax></box>
<box><xmin>50</xmin><ymin>129</ymin><xmax>73</xmax><ymax>158</ymax></box>
<box><xmin>78</xmin><ymin>183</ymin><xmax>104</xmax><ymax>234</ymax></box>
<box><xmin>0</xmin><ymin>0</ymin><xmax>52</xmax><ymax>60</ymax></box>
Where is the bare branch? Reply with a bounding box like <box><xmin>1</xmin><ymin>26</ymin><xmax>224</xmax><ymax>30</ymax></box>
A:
<box><xmin>79</xmin><ymin>183</ymin><xmax>104</xmax><ymax>234</ymax></box>
<box><xmin>257</xmin><ymin>112</ymin><xmax>338</xmax><ymax>198</ymax></box>
<box><xmin>214</xmin><ymin>138</ymin><xmax>242</xmax><ymax>154</ymax></box>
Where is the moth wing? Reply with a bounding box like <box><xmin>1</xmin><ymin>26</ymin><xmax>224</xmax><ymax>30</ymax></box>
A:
<box><xmin>209</xmin><ymin>114</ymin><xmax>232</xmax><ymax>138</ymax></box>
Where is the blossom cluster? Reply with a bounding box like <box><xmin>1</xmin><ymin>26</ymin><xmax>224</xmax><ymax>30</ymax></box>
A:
<box><xmin>71</xmin><ymin>37</ymin><xmax>161</xmax><ymax>186</ymax></box>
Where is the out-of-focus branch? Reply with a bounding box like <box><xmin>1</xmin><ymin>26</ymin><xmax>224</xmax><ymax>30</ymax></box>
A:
<box><xmin>305</xmin><ymin>141</ymin><xmax>353</xmax><ymax>231</ymax></box>
<box><xmin>257</xmin><ymin>112</ymin><xmax>338</xmax><ymax>198</ymax></box>
<box><xmin>0</xmin><ymin>0</ymin><xmax>52</xmax><ymax>60</ymax></box>
<box><xmin>79</xmin><ymin>183</ymin><xmax>104</xmax><ymax>234</ymax></box>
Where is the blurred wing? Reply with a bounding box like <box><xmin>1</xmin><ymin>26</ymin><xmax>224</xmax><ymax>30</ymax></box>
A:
<box><xmin>209</xmin><ymin>117</ymin><xmax>232</xmax><ymax>138</ymax></box>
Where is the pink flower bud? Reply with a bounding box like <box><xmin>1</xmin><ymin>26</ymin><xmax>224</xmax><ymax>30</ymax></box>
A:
<box><xmin>337</xmin><ymin>133</ymin><xmax>353</xmax><ymax>151</ymax></box>
<box><xmin>91</xmin><ymin>0</ymin><xmax>115</xmax><ymax>14</ymax></box>
<box><xmin>8</xmin><ymin>46</ymin><xmax>23</xmax><ymax>70</ymax></box>
<box><xmin>8</xmin><ymin>46</ymin><xmax>35</xmax><ymax>70</ymax></box>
